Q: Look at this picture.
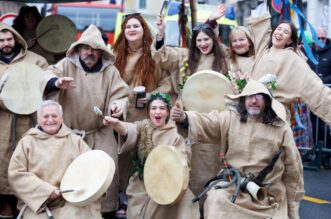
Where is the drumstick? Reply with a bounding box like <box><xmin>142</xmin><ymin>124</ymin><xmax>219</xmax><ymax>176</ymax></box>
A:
<box><xmin>60</xmin><ymin>188</ymin><xmax>83</xmax><ymax>193</ymax></box>
<box><xmin>45</xmin><ymin>207</ymin><xmax>54</xmax><ymax>219</ymax></box>
<box><xmin>34</xmin><ymin>24</ymin><xmax>59</xmax><ymax>40</ymax></box>
<box><xmin>160</xmin><ymin>0</ymin><xmax>169</xmax><ymax>15</ymax></box>
<box><xmin>0</xmin><ymin>74</ymin><xmax>9</xmax><ymax>94</ymax></box>
<box><xmin>93</xmin><ymin>106</ymin><xmax>103</xmax><ymax>117</ymax></box>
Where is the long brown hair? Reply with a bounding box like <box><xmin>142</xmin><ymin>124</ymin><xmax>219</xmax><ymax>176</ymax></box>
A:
<box><xmin>113</xmin><ymin>15</ymin><xmax>155</xmax><ymax>91</ymax></box>
<box><xmin>188</xmin><ymin>26</ymin><xmax>227</xmax><ymax>74</ymax></box>
<box><xmin>268</xmin><ymin>20</ymin><xmax>298</xmax><ymax>51</ymax></box>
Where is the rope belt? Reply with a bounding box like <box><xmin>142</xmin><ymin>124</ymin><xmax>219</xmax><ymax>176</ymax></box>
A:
<box><xmin>71</xmin><ymin>128</ymin><xmax>97</xmax><ymax>139</ymax></box>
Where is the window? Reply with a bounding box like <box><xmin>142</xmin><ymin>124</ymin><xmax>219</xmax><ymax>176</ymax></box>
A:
<box><xmin>139</xmin><ymin>0</ymin><xmax>146</xmax><ymax>9</ymax></box>
<box><xmin>57</xmin><ymin>6</ymin><xmax>120</xmax><ymax>32</ymax></box>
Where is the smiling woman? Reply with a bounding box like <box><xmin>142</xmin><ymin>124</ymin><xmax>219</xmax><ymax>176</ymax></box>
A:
<box><xmin>112</xmin><ymin>14</ymin><xmax>173</xmax><ymax>207</ymax></box>
<box><xmin>247</xmin><ymin>6</ymin><xmax>331</xmax><ymax>128</ymax></box>
<box><xmin>152</xmin><ymin>5</ymin><xmax>229</xmax><ymax>211</ymax></box>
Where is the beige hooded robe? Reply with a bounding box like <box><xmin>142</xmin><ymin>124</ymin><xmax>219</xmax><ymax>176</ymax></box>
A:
<box><xmin>248</xmin><ymin>13</ymin><xmax>331</xmax><ymax>125</ymax></box>
<box><xmin>118</xmin><ymin>119</ymin><xmax>200</xmax><ymax>219</ymax></box>
<box><xmin>186</xmin><ymin>80</ymin><xmax>304</xmax><ymax>219</ymax></box>
<box><xmin>114</xmin><ymin>47</ymin><xmax>172</xmax><ymax>192</ymax></box>
<box><xmin>8</xmin><ymin>124</ymin><xmax>102</xmax><ymax>219</ymax></box>
<box><xmin>152</xmin><ymin>43</ymin><xmax>224</xmax><ymax>207</ymax></box>
<box><xmin>40</xmin><ymin>24</ymin><xmax>130</xmax><ymax>212</ymax></box>
<box><xmin>0</xmin><ymin>22</ymin><xmax>48</xmax><ymax>195</ymax></box>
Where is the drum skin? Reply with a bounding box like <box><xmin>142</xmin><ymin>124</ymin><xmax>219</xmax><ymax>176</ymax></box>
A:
<box><xmin>36</xmin><ymin>15</ymin><xmax>77</xmax><ymax>54</ymax></box>
<box><xmin>0</xmin><ymin>62</ymin><xmax>43</xmax><ymax>115</ymax></box>
<box><xmin>182</xmin><ymin>70</ymin><xmax>233</xmax><ymax>113</ymax></box>
<box><xmin>61</xmin><ymin>150</ymin><xmax>115</xmax><ymax>207</ymax></box>
<box><xmin>144</xmin><ymin>145</ymin><xmax>189</xmax><ymax>205</ymax></box>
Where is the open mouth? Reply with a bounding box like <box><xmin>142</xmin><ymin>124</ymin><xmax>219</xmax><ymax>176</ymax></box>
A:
<box><xmin>274</xmin><ymin>35</ymin><xmax>283</xmax><ymax>42</ymax></box>
<box><xmin>154</xmin><ymin>115</ymin><xmax>162</xmax><ymax>123</ymax></box>
<box><xmin>200</xmin><ymin>46</ymin><xmax>209</xmax><ymax>53</ymax></box>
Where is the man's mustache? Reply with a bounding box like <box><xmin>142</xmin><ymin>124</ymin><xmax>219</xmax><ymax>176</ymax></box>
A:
<box><xmin>1</xmin><ymin>46</ymin><xmax>13</xmax><ymax>50</ymax></box>
<box><xmin>83</xmin><ymin>55</ymin><xmax>97</xmax><ymax>61</ymax></box>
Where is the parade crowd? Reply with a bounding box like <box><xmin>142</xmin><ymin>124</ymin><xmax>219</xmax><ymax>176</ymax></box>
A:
<box><xmin>1</xmin><ymin>1</ymin><xmax>331</xmax><ymax>219</ymax></box>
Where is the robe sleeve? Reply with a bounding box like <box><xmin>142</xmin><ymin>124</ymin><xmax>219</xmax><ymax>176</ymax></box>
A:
<box><xmin>152</xmin><ymin>69</ymin><xmax>172</xmax><ymax>95</ymax></box>
<box><xmin>246</xmin><ymin>12</ymin><xmax>271</xmax><ymax>57</ymax></box>
<box><xmin>297</xmin><ymin>61</ymin><xmax>331</xmax><ymax>125</ymax></box>
<box><xmin>8</xmin><ymin>139</ymin><xmax>57</xmax><ymax>214</ymax></box>
<box><xmin>106</xmin><ymin>67</ymin><xmax>130</xmax><ymax>118</ymax></box>
<box><xmin>187</xmin><ymin>110</ymin><xmax>231</xmax><ymax>146</ymax></box>
<box><xmin>281</xmin><ymin>126</ymin><xmax>305</xmax><ymax>202</ymax></box>
<box><xmin>40</xmin><ymin>58</ymin><xmax>67</xmax><ymax>97</ymax></box>
<box><xmin>118</xmin><ymin>122</ymin><xmax>138</xmax><ymax>154</ymax></box>
<box><xmin>151</xmin><ymin>44</ymin><xmax>188</xmax><ymax>73</ymax></box>
<box><xmin>78</xmin><ymin>137</ymin><xmax>92</xmax><ymax>154</ymax></box>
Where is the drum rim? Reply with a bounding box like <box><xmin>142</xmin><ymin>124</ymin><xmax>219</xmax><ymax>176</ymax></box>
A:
<box><xmin>60</xmin><ymin>150</ymin><xmax>115</xmax><ymax>206</ymax></box>
<box><xmin>182</xmin><ymin>70</ymin><xmax>233</xmax><ymax>113</ymax></box>
<box><xmin>144</xmin><ymin>145</ymin><xmax>189</xmax><ymax>205</ymax></box>
<box><xmin>0</xmin><ymin>62</ymin><xmax>43</xmax><ymax>115</ymax></box>
<box><xmin>36</xmin><ymin>14</ymin><xmax>77</xmax><ymax>54</ymax></box>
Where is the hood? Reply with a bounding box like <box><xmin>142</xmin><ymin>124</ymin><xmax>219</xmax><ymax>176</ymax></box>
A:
<box><xmin>0</xmin><ymin>22</ymin><xmax>27</xmax><ymax>53</ymax></box>
<box><xmin>66</xmin><ymin>24</ymin><xmax>115</xmax><ymax>63</ymax></box>
<box><xmin>25</xmin><ymin>124</ymin><xmax>72</xmax><ymax>140</ymax></box>
<box><xmin>224</xmin><ymin>80</ymin><xmax>286</xmax><ymax>123</ymax></box>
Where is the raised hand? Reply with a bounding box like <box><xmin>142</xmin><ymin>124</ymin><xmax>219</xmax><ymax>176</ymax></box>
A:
<box><xmin>103</xmin><ymin>116</ymin><xmax>120</xmax><ymax>126</ymax></box>
<box><xmin>170</xmin><ymin>100</ymin><xmax>186</xmax><ymax>123</ymax></box>
<box><xmin>156</xmin><ymin>15</ymin><xmax>165</xmax><ymax>37</ymax></box>
<box><xmin>55</xmin><ymin>77</ymin><xmax>76</xmax><ymax>89</ymax></box>
<box><xmin>208</xmin><ymin>4</ymin><xmax>228</xmax><ymax>21</ymax></box>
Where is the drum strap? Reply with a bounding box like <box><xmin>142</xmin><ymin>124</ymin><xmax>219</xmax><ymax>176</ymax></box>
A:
<box><xmin>11</xmin><ymin>113</ymin><xmax>17</xmax><ymax>151</ymax></box>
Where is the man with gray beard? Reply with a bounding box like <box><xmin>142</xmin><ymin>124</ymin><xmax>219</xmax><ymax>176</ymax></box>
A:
<box><xmin>40</xmin><ymin>24</ymin><xmax>129</xmax><ymax>218</ymax></box>
<box><xmin>171</xmin><ymin>80</ymin><xmax>304</xmax><ymax>219</ymax></box>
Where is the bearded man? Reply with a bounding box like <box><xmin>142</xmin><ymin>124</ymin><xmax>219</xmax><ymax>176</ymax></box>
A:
<box><xmin>0</xmin><ymin>22</ymin><xmax>48</xmax><ymax>217</ymax></box>
<box><xmin>40</xmin><ymin>24</ymin><xmax>129</xmax><ymax>218</ymax></box>
<box><xmin>171</xmin><ymin>80</ymin><xmax>304</xmax><ymax>219</ymax></box>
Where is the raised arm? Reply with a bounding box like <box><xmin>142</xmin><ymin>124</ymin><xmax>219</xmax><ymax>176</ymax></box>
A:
<box><xmin>171</xmin><ymin>102</ymin><xmax>231</xmax><ymax>145</ymax></box>
<box><xmin>246</xmin><ymin>3</ymin><xmax>271</xmax><ymax>56</ymax></box>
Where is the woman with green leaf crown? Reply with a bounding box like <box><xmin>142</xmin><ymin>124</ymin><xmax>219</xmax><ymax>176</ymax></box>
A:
<box><xmin>112</xmin><ymin>13</ymin><xmax>173</xmax><ymax>202</ymax></box>
<box><xmin>103</xmin><ymin>93</ymin><xmax>199</xmax><ymax>219</ymax></box>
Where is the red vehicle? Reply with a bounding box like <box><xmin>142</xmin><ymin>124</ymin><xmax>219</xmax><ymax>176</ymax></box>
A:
<box><xmin>51</xmin><ymin>2</ymin><xmax>123</xmax><ymax>45</ymax></box>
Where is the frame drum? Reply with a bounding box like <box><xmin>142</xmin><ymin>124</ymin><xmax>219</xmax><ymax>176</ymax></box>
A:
<box><xmin>144</xmin><ymin>145</ymin><xmax>189</xmax><ymax>205</ymax></box>
<box><xmin>0</xmin><ymin>62</ymin><xmax>43</xmax><ymax>115</ymax></box>
<box><xmin>60</xmin><ymin>150</ymin><xmax>115</xmax><ymax>207</ymax></box>
<box><xmin>36</xmin><ymin>15</ymin><xmax>77</xmax><ymax>54</ymax></box>
<box><xmin>182</xmin><ymin>70</ymin><xmax>233</xmax><ymax>113</ymax></box>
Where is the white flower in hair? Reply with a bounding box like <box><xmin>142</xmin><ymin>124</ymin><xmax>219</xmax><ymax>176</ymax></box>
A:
<box><xmin>259</xmin><ymin>74</ymin><xmax>277</xmax><ymax>90</ymax></box>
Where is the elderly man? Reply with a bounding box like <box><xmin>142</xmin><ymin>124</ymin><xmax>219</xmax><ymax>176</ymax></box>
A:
<box><xmin>8</xmin><ymin>100</ymin><xmax>102</xmax><ymax>219</ymax></box>
<box><xmin>308</xmin><ymin>26</ymin><xmax>331</xmax><ymax>84</ymax></box>
<box><xmin>40</xmin><ymin>24</ymin><xmax>129</xmax><ymax>217</ymax></box>
<box><xmin>0</xmin><ymin>22</ymin><xmax>48</xmax><ymax>217</ymax></box>
<box><xmin>171</xmin><ymin>80</ymin><xmax>304</xmax><ymax>219</ymax></box>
